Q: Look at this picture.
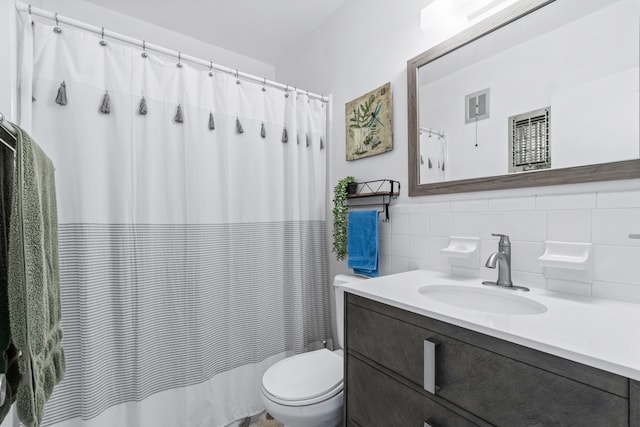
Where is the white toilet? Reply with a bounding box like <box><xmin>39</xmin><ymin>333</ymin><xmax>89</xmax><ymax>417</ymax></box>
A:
<box><xmin>260</xmin><ymin>274</ymin><xmax>367</xmax><ymax>427</ymax></box>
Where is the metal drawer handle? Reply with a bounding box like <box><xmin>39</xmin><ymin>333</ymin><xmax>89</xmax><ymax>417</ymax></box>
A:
<box><xmin>424</xmin><ymin>338</ymin><xmax>438</xmax><ymax>394</ymax></box>
<box><xmin>0</xmin><ymin>373</ymin><xmax>6</xmax><ymax>406</ymax></box>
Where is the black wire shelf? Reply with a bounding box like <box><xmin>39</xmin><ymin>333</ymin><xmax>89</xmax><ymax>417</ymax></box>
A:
<box><xmin>346</xmin><ymin>179</ymin><xmax>400</xmax><ymax>222</ymax></box>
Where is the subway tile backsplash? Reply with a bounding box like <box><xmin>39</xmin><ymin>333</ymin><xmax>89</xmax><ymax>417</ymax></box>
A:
<box><xmin>380</xmin><ymin>188</ymin><xmax>640</xmax><ymax>304</ymax></box>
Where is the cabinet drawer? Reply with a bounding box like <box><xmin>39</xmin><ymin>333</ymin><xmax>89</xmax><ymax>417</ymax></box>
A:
<box><xmin>347</xmin><ymin>354</ymin><xmax>479</xmax><ymax>427</ymax></box>
<box><xmin>347</xmin><ymin>301</ymin><xmax>629</xmax><ymax>426</ymax></box>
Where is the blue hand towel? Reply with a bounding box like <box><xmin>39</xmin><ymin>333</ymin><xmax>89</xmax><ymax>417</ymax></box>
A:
<box><xmin>347</xmin><ymin>210</ymin><xmax>379</xmax><ymax>277</ymax></box>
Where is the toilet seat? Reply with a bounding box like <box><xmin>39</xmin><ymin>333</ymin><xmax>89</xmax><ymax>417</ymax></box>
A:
<box><xmin>262</xmin><ymin>349</ymin><xmax>343</xmax><ymax>407</ymax></box>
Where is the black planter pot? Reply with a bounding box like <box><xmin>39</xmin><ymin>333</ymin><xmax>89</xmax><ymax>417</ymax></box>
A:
<box><xmin>346</xmin><ymin>182</ymin><xmax>358</xmax><ymax>195</ymax></box>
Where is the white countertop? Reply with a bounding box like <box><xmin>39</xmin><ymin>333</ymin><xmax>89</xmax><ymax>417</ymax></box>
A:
<box><xmin>337</xmin><ymin>269</ymin><xmax>640</xmax><ymax>381</ymax></box>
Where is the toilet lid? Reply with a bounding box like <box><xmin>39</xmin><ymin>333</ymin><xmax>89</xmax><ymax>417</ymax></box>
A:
<box><xmin>262</xmin><ymin>349</ymin><xmax>343</xmax><ymax>405</ymax></box>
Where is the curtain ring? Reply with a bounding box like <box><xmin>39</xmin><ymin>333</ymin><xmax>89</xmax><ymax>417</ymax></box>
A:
<box><xmin>99</xmin><ymin>27</ymin><xmax>107</xmax><ymax>46</ymax></box>
<box><xmin>262</xmin><ymin>77</ymin><xmax>267</xmax><ymax>92</ymax></box>
<box><xmin>53</xmin><ymin>12</ymin><xmax>62</xmax><ymax>33</ymax></box>
<box><xmin>28</xmin><ymin>4</ymin><xmax>31</xmax><ymax>15</ymax></box>
<box><xmin>285</xmin><ymin>85</ymin><xmax>289</xmax><ymax>98</ymax></box>
<box><xmin>209</xmin><ymin>61</ymin><xmax>214</xmax><ymax>77</ymax></box>
<box><xmin>235</xmin><ymin>69</ymin><xmax>240</xmax><ymax>85</ymax></box>
<box><xmin>141</xmin><ymin>40</ymin><xmax>148</xmax><ymax>58</ymax></box>
<box><xmin>176</xmin><ymin>51</ymin><xmax>183</xmax><ymax>68</ymax></box>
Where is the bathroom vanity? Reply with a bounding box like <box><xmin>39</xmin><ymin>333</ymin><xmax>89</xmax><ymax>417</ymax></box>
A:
<box><xmin>339</xmin><ymin>270</ymin><xmax>640</xmax><ymax>426</ymax></box>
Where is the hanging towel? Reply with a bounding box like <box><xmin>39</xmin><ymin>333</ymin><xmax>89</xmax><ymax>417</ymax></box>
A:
<box><xmin>347</xmin><ymin>210</ymin><xmax>379</xmax><ymax>277</ymax></box>
<box><xmin>0</xmin><ymin>142</ymin><xmax>21</xmax><ymax>424</ymax></box>
<box><xmin>8</xmin><ymin>125</ymin><xmax>65</xmax><ymax>427</ymax></box>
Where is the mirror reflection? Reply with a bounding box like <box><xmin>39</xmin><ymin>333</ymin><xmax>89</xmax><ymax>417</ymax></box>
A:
<box><xmin>417</xmin><ymin>0</ymin><xmax>639</xmax><ymax>185</ymax></box>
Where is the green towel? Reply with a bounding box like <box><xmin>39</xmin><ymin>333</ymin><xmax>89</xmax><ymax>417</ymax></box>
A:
<box><xmin>8</xmin><ymin>125</ymin><xmax>65</xmax><ymax>427</ymax></box>
<box><xmin>1</xmin><ymin>136</ymin><xmax>21</xmax><ymax>423</ymax></box>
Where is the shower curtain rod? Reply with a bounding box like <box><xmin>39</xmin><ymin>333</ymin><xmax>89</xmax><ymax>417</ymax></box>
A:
<box><xmin>419</xmin><ymin>126</ymin><xmax>445</xmax><ymax>139</ymax></box>
<box><xmin>15</xmin><ymin>2</ymin><xmax>328</xmax><ymax>103</ymax></box>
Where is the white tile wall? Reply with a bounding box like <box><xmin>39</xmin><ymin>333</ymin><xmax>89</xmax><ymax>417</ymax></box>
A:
<box><xmin>547</xmin><ymin>210</ymin><xmax>591</xmax><ymax>242</ymax></box>
<box><xmin>378</xmin><ymin>186</ymin><xmax>640</xmax><ymax>304</ymax></box>
<box><xmin>509</xmin><ymin>211</ymin><xmax>546</xmax><ymax>242</ymax></box>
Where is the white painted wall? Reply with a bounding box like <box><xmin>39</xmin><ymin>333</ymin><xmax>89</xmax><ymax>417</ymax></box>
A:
<box><xmin>276</xmin><ymin>0</ymin><xmax>640</xmax><ymax>302</ymax></box>
<box><xmin>0</xmin><ymin>0</ymin><xmax>15</xmax><ymax>119</ymax></box>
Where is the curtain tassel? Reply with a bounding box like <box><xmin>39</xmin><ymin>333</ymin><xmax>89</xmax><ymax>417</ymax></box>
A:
<box><xmin>55</xmin><ymin>81</ymin><xmax>67</xmax><ymax>105</ymax></box>
<box><xmin>260</xmin><ymin>122</ymin><xmax>266</xmax><ymax>139</ymax></box>
<box><xmin>281</xmin><ymin>127</ymin><xmax>288</xmax><ymax>143</ymax></box>
<box><xmin>236</xmin><ymin>117</ymin><xmax>244</xmax><ymax>134</ymax></box>
<box><xmin>296</xmin><ymin>134</ymin><xmax>300</xmax><ymax>145</ymax></box>
<box><xmin>138</xmin><ymin>96</ymin><xmax>148</xmax><ymax>115</ymax></box>
<box><xmin>174</xmin><ymin>104</ymin><xmax>184</xmax><ymax>123</ymax></box>
<box><xmin>208</xmin><ymin>112</ymin><xmax>215</xmax><ymax>130</ymax></box>
<box><xmin>320</xmin><ymin>137</ymin><xmax>325</xmax><ymax>150</ymax></box>
<box><xmin>100</xmin><ymin>90</ymin><xmax>111</xmax><ymax>114</ymax></box>
<box><xmin>428</xmin><ymin>157</ymin><xmax>432</xmax><ymax>169</ymax></box>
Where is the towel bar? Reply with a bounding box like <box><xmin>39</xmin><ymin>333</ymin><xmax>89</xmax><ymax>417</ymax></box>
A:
<box><xmin>348</xmin><ymin>203</ymin><xmax>390</xmax><ymax>222</ymax></box>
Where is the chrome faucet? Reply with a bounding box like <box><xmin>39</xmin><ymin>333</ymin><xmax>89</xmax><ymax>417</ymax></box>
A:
<box><xmin>483</xmin><ymin>233</ymin><xmax>529</xmax><ymax>292</ymax></box>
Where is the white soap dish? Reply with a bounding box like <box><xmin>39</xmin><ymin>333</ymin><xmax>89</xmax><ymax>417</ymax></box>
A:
<box><xmin>440</xmin><ymin>237</ymin><xmax>479</xmax><ymax>260</ymax></box>
<box><xmin>538</xmin><ymin>241</ymin><xmax>592</xmax><ymax>271</ymax></box>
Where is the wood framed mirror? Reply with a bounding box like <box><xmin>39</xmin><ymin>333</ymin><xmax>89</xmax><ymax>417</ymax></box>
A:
<box><xmin>408</xmin><ymin>0</ymin><xmax>640</xmax><ymax>196</ymax></box>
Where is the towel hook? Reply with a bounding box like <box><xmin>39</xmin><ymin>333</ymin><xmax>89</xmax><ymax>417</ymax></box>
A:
<box><xmin>141</xmin><ymin>40</ymin><xmax>148</xmax><ymax>58</ymax></box>
<box><xmin>53</xmin><ymin>12</ymin><xmax>62</xmax><ymax>33</ymax></box>
<box><xmin>208</xmin><ymin>61</ymin><xmax>214</xmax><ymax>77</ymax></box>
<box><xmin>176</xmin><ymin>51</ymin><xmax>183</xmax><ymax>68</ymax></box>
<box><xmin>99</xmin><ymin>27</ymin><xmax>107</xmax><ymax>46</ymax></box>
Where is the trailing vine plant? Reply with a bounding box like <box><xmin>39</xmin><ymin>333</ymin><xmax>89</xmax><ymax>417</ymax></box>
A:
<box><xmin>332</xmin><ymin>176</ymin><xmax>356</xmax><ymax>261</ymax></box>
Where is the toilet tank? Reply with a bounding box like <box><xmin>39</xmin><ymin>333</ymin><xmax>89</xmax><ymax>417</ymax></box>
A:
<box><xmin>333</xmin><ymin>274</ymin><xmax>368</xmax><ymax>349</ymax></box>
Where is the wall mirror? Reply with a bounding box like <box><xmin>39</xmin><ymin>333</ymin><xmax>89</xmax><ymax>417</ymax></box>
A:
<box><xmin>408</xmin><ymin>0</ymin><xmax>640</xmax><ymax>196</ymax></box>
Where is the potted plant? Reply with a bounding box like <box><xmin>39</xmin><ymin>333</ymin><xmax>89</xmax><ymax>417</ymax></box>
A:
<box><xmin>332</xmin><ymin>176</ymin><xmax>356</xmax><ymax>261</ymax></box>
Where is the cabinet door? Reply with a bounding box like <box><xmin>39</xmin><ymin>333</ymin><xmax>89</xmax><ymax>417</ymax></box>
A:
<box><xmin>347</xmin><ymin>355</ymin><xmax>479</xmax><ymax>427</ymax></box>
<box><xmin>347</xmin><ymin>301</ymin><xmax>629</xmax><ymax>426</ymax></box>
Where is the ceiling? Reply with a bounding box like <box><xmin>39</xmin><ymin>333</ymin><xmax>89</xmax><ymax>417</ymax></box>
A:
<box><xmin>84</xmin><ymin>0</ymin><xmax>350</xmax><ymax>65</ymax></box>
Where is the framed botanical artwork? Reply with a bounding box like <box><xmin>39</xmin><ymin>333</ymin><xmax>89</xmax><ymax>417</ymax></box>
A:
<box><xmin>345</xmin><ymin>82</ymin><xmax>393</xmax><ymax>161</ymax></box>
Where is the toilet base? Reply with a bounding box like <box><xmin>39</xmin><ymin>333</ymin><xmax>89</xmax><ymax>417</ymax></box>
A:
<box><xmin>261</xmin><ymin>390</ymin><xmax>343</xmax><ymax>427</ymax></box>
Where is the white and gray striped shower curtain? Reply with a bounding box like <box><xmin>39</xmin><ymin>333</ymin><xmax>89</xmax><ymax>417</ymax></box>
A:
<box><xmin>12</xmin><ymin>10</ymin><xmax>330</xmax><ymax>427</ymax></box>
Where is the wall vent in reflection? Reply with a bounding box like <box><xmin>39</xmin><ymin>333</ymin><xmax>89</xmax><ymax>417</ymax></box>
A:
<box><xmin>509</xmin><ymin>107</ymin><xmax>551</xmax><ymax>173</ymax></box>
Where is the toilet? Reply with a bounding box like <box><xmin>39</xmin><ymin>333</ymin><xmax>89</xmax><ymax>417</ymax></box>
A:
<box><xmin>260</xmin><ymin>274</ymin><xmax>367</xmax><ymax>427</ymax></box>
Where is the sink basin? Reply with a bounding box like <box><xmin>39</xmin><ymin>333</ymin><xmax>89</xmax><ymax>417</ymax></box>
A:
<box><xmin>418</xmin><ymin>285</ymin><xmax>547</xmax><ymax>315</ymax></box>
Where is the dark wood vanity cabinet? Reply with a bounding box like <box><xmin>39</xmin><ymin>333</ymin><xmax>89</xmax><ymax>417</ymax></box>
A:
<box><xmin>344</xmin><ymin>293</ymin><xmax>639</xmax><ymax>427</ymax></box>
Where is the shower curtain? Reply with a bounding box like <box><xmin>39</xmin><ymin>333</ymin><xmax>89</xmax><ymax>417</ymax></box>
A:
<box><xmin>12</xmin><ymin>10</ymin><xmax>330</xmax><ymax>427</ymax></box>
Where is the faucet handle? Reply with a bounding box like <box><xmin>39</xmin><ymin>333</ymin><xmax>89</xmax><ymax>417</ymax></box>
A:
<box><xmin>491</xmin><ymin>233</ymin><xmax>511</xmax><ymax>246</ymax></box>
